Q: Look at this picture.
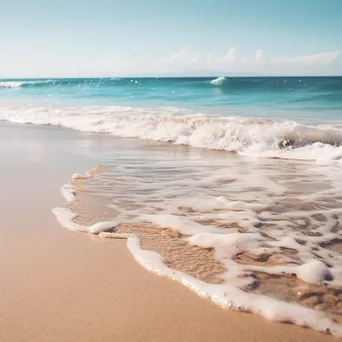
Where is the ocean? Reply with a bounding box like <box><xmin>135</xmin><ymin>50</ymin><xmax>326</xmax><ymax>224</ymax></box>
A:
<box><xmin>1</xmin><ymin>76</ymin><xmax>342</xmax><ymax>335</ymax></box>
<box><xmin>0</xmin><ymin>76</ymin><xmax>341</xmax><ymax>162</ymax></box>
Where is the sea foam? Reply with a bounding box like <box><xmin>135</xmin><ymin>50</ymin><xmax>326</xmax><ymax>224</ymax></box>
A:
<box><xmin>52</xmin><ymin>147</ymin><xmax>342</xmax><ymax>336</ymax></box>
<box><xmin>53</xmin><ymin>195</ymin><xmax>342</xmax><ymax>336</ymax></box>
<box><xmin>0</xmin><ymin>105</ymin><xmax>341</xmax><ymax>165</ymax></box>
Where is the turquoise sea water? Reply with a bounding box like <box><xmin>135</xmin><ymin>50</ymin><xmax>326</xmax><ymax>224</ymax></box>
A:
<box><xmin>0</xmin><ymin>76</ymin><xmax>341</xmax><ymax>161</ymax></box>
<box><xmin>1</xmin><ymin>76</ymin><xmax>342</xmax><ymax>122</ymax></box>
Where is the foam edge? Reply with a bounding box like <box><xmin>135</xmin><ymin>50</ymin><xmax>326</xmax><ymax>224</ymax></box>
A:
<box><xmin>125</xmin><ymin>235</ymin><xmax>342</xmax><ymax>336</ymax></box>
<box><xmin>52</xmin><ymin>206</ymin><xmax>342</xmax><ymax>336</ymax></box>
<box><xmin>53</xmin><ymin>174</ymin><xmax>342</xmax><ymax>336</ymax></box>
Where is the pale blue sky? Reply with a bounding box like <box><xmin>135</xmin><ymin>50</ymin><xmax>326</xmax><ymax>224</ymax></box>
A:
<box><xmin>1</xmin><ymin>0</ymin><xmax>342</xmax><ymax>77</ymax></box>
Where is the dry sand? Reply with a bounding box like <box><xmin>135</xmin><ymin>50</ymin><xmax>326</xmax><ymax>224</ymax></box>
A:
<box><xmin>0</xmin><ymin>122</ymin><xmax>339</xmax><ymax>341</ymax></box>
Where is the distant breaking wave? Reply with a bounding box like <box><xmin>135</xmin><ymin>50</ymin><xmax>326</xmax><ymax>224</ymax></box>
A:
<box><xmin>210</xmin><ymin>76</ymin><xmax>227</xmax><ymax>86</ymax></box>
<box><xmin>0</xmin><ymin>80</ymin><xmax>54</xmax><ymax>88</ymax></box>
<box><xmin>0</xmin><ymin>105</ymin><xmax>341</xmax><ymax>165</ymax></box>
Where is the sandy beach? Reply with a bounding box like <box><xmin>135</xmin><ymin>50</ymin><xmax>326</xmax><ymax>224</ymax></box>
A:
<box><xmin>0</xmin><ymin>122</ymin><xmax>339</xmax><ymax>342</ymax></box>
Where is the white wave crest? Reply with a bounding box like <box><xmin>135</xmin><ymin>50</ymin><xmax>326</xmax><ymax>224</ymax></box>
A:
<box><xmin>0</xmin><ymin>105</ymin><xmax>341</xmax><ymax>164</ymax></box>
<box><xmin>0</xmin><ymin>80</ymin><xmax>53</xmax><ymax>88</ymax></box>
<box><xmin>210</xmin><ymin>76</ymin><xmax>226</xmax><ymax>86</ymax></box>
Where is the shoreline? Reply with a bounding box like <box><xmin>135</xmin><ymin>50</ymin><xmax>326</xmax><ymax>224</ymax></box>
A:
<box><xmin>55</xmin><ymin>159</ymin><xmax>342</xmax><ymax>336</ymax></box>
<box><xmin>0</xmin><ymin>122</ymin><xmax>339</xmax><ymax>341</ymax></box>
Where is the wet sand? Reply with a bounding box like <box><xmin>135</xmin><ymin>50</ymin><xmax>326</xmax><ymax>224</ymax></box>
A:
<box><xmin>0</xmin><ymin>122</ymin><xmax>338</xmax><ymax>342</ymax></box>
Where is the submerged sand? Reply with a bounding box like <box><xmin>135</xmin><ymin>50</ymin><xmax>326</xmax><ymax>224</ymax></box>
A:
<box><xmin>65</xmin><ymin>166</ymin><xmax>342</xmax><ymax>327</ymax></box>
<box><xmin>0</xmin><ymin>122</ymin><xmax>339</xmax><ymax>341</ymax></box>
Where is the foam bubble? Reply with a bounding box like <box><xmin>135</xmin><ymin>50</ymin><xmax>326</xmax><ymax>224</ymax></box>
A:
<box><xmin>187</xmin><ymin>232</ymin><xmax>261</xmax><ymax>257</ymax></box>
<box><xmin>296</xmin><ymin>260</ymin><xmax>333</xmax><ymax>284</ymax></box>
<box><xmin>72</xmin><ymin>173</ymin><xmax>86</xmax><ymax>180</ymax></box>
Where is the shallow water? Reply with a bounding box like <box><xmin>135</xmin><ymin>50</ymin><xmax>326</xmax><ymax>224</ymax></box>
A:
<box><xmin>52</xmin><ymin>138</ymin><xmax>342</xmax><ymax>335</ymax></box>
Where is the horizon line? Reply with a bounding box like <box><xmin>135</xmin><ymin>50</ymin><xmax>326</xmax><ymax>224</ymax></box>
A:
<box><xmin>1</xmin><ymin>75</ymin><xmax>342</xmax><ymax>80</ymax></box>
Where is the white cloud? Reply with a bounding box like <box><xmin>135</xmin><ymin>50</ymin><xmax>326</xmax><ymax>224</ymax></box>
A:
<box><xmin>273</xmin><ymin>51</ymin><xmax>341</xmax><ymax>67</ymax></box>
<box><xmin>0</xmin><ymin>47</ymin><xmax>341</xmax><ymax>77</ymax></box>
<box><xmin>218</xmin><ymin>47</ymin><xmax>238</xmax><ymax>64</ymax></box>
<box><xmin>255</xmin><ymin>49</ymin><xmax>265</xmax><ymax>63</ymax></box>
<box><xmin>156</xmin><ymin>48</ymin><xmax>342</xmax><ymax>75</ymax></box>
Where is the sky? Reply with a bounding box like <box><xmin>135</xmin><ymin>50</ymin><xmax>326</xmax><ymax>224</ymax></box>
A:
<box><xmin>1</xmin><ymin>0</ymin><xmax>342</xmax><ymax>77</ymax></box>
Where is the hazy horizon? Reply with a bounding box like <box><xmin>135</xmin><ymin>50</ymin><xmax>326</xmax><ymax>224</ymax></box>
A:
<box><xmin>1</xmin><ymin>74</ymin><xmax>342</xmax><ymax>80</ymax></box>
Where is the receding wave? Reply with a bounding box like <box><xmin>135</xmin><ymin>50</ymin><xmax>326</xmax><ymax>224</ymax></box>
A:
<box><xmin>0</xmin><ymin>105</ymin><xmax>341</xmax><ymax>164</ymax></box>
<box><xmin>53</xmin><ymin>144</ymin><xmax>342</xmax><ymax>336</ymax></box>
